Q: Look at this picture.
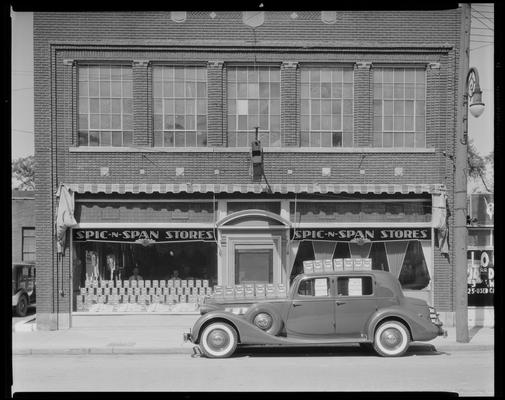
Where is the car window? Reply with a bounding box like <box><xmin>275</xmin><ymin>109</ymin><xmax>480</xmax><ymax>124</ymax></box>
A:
<box><xmin>298</xmin><ymin>278</ymin><xmax>330</xmax><ymax>297</ymax></box>
<box><xmin>337</xmin><ymin>276</ymin><xmax>373</xmax><ymax>296</ymax></box>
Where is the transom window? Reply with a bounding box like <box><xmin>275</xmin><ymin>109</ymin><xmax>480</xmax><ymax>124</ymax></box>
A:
<box><xmin>373</xmin><ymin>68</ymin><xmax>426</xmax><ymax>148</ymax></box>
<box><xmin>153</xmin><ymin>66</ymin><xmax>208</xmax><ymax>147</ymax></box>
<box><xmin>301</xmin><ymin>67</ymin><xmax>354</xmax><ymax>147</ymax></box>
<box><xmin>227</xmin><ymin>67</ymin><xmax>281</xmax><ymax>147</ymax></box>
<box><xmin>78</xmin><ymin>65</ymin><xmax>133</xmax><ymax>147</ymax></box>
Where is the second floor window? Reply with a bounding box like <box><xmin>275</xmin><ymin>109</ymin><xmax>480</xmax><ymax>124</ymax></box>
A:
<box><xmin>373</xmin><ymin>68</ymin><xmax>426</xmax><ymax>148</ymax></box>
<box><xmin>78</xmin><ymin>65</ymin><xmax>133</xmax><ymax>147</ymax></box>
<box><xmin>227</xmin><ymin>67</ymin><xmax>281</xmax><ymax>147</ymax></box>
<box><xmin>301</xmin><ymin>67</ymin><xmax>354</xmax><ymax>147</ymax></box>
<box><xmin>153</xmin><ymin>66</ymin><xmax>208</xmax><ymax>147</ymax></box>
<box><xmin>22</xmin><ymin>227</ymin><xmax>35</xmax><ymax>262</ymax></box>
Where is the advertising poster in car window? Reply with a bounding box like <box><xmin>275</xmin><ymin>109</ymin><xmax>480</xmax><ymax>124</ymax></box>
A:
<box><xmin>467</xmin><ymin>250</ymin><xmax>494</xmax><ymax>306</ymax></box>
<box><xmin>314</xmin><ymin>278</ymin><xmax>328</xmax><ymax>296</ymax></box>
<box><xmin>348</xmin><ymin>278</ymin><xmax>363</xmax><ymax>296</ymax></box>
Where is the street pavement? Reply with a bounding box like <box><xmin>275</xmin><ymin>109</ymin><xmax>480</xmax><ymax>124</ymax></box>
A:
<box><xmin>12</xmin><ymin>350</ymin><xmax>494</xmax><ymax>394</ymax></box>
<box><xmin>12</xmin><ymin>314</ymin><xmax>494</xmax><ymax>355</ymax></box>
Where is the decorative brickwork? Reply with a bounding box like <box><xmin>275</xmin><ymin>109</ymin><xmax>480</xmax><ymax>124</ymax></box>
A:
<box><xmin>281</xmin><ymin>61</ymin><xmax>299</xmax><ymax>146</ymax></box>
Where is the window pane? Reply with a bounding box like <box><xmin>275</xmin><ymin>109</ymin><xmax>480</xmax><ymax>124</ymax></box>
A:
<box><xmin>398</xmin><ymin>240</ymin><xmax>430</xmax><ymax>290</ymax></box>
<box><xmin>332</xmin><ymin>131</ymin><xmax>342</xmax><ymax>147</ymax></box>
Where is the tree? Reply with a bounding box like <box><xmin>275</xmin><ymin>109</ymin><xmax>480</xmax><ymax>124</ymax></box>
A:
<box><xmin>12</xmin><ymin>155</ymin><xmax>35</xmax><ymax>190</ymax></box>
<box><xmin>467</xmin><ymin>140</ymin><xmax>491</xmax><ymax>193</ymax></box>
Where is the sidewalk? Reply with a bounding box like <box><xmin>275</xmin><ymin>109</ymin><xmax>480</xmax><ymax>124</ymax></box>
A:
<box><xmin>12</xmin><ymin>315</ymin><xmax>494</xmax><ymax>355</ymax></box>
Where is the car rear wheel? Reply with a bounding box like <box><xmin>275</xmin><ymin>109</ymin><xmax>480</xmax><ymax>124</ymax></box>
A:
<box><xmin>373</xmin><ymin>321</ymin><xmax>410</xmax><ymax>357</ymax></box>
<box><xmin>15</xmin><ymin>295</ymin><xmax>28</xmax><ymax>317</ymax></box>
<box><xmin>200</xmin><ymin>322</ymin><xmax>238</xmax><ymax>359</ymax></box>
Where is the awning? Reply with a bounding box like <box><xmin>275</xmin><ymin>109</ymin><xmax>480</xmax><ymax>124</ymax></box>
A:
<box><xmin>65</xmin><ymin>183</ymin><xmax>446</xmax><ymax>195</ymax></box>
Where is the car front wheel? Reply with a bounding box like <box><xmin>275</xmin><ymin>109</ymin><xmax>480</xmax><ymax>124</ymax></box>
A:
<box><xmin>15</xmin><ymin>295</ymin><xmax>28</xmax><ymax>317</ymax></box>
<box><xmin>373</xmin><ymin>321</ymin><xmax>410</xmax><ymax>357</ymax></box>
<box><xmin>200</xmin><ymin>322</ymin><xmax>238</xmax><ymax>358</ymax></box>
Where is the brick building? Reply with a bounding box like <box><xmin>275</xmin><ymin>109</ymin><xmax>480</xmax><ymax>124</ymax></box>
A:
<box><xmin>12</xmin><ymin>190</ymin><xmax>36</xmax><ymax>264</ymax></box>
<box><xmin>34</xmin><ymin>9</ymin><xmax>466</xmax><ymax>330</ymax></box>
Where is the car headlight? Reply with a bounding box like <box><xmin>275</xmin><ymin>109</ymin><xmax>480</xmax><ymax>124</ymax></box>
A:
<box><xmin>253</xmin><ymin>312</ymin><xmax>273</xmax><ymax>330</ymax></box>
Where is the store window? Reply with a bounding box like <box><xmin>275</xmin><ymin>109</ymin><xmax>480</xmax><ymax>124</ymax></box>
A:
<box><xmin>72</xmin><ymin>240</ymin><xmax>217</xmax><ymax>312</ymax></box>
<box><xmin>301</xmin><ymin>67</ymin><xmax>354</xmax><ymax>147</ymax></box>
<box><xmin>227</xmin><ymin>66</ymin><xmax>281</xmax><ymax>147</ymax></box>
<box><xmin>22</xmin><ymin>227</ymin><xmax>36</xmax><ymax>262</ymax></box>
<box><xmin>78</xmin><ymin>65</ymin><xmax>133</xmax><ymax>147</ymax></box>
<box><xmin>153</xmin><ymin>66</ymin><xmax>208</xmax><ymax>147</ymax></box>
<box><xmin>298</xmin><ymin>277</ymin><xmax>330</xmax><ymax>297</ymax></box>
<box><xmin>227</xmin><ymin>201</ymin><xmax>281</xmax><ymax>215</ymax></box>
<box><xmin>398</xmin><ymin>240</ymin><xmax>430</xmax><ymax>289</ymax></box>
<box><xmin>373</xmin><ymin>67</ymin><xmax>426</xmax><ymax>148</ymax></box>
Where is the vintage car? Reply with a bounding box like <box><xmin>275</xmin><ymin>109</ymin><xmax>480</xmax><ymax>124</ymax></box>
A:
<box><xmin>183</xmin><ymin>270</ymin><xmax>446</xmax><ymax>358</ymax></box>
<box><xmin>12</xmin><ymin>263</ymin><xmax>36</xmax><ymax>317</ymax></box>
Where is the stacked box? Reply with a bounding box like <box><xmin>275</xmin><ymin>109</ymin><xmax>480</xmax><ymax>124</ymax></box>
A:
<box><xmin>152</xmin><ymin>280</ymin><xmax>158</xmax><ymax>288</ymax></box>
<box><xmin>92</xmin><ymin>280</ymin><xmax>99</xmax><ymax>289</ymax></box>
<box><xmin>115</xmin><ymin>280</ymin><xmax>122</xmax><ymax>288</ymax></box>
<box><xmin>97</xmin><ymin>295</ymin><xmax>105</xmax><ymax>304</ymax></box>
<box><xmin>108</xmin><ymin>280</ymin><xmax>114</xmax><ymax>287</ymax></box>
<box><xmin>84</xmin><ymin>280</ymin><xmax>91</xmax><ymax>288</ymax></box>
<box><xmin>277</xmin><ymin>284</ymin><xmax>287</xmax><ymax>298</ymax></box>
<box><xmin>255</xmin><ymin>284</ymin><xmax>266</xmax><ymax>297</ymax></box>
<box><xmin>344</xmin><ymin>258</ymin><xmax>354</xmax><ymax>271</ymax></box>
<box><xmin>188</xmin><ymin>295</ymin><xmax>197</xmax><ymax>303</ymax></box>
<box><xmin>130</xmin><ymin>280</ymin><xmax>137</xmax><ymax>288</ymax></box>
<box><xmin>167</xmin><ymin>280</ymin><xmax>174</xmax><ymax>288</ymax></box>
<box><xmin>110</xmin><ymin>295</ymin><xmax>120</xmax><ymax>304</ymax></box>
<box><xmin>323</xmin><ymin>259</ymin><xmax>334</xmax><ymax>272</ymax></box>
<box><xmin>100</xmin><ymin>281</ymin><xmax>107</xmax><ymax>289</ymax></box>
<box><xmin>266</xmin><ymin>284</ymin><xmax>276</xmax><ymax>298</ymax></box>
<box><xmin>203</xmin><ymin>280</ymin><xmax>209</xmax><ymax>287</ymax></box>
<box><xmin>160</xmin><ymin>287</ymin><xmax>168</xmax><ymax>295</ymax></box>
<box><xmin>234</xmin><ymin>285</ymin><xmax>245</xmax><ymax>299</ymax></box>
<box><xmin>140</xmin><ymin>288</ymin><xmax>147</xmax><ymax>295</ymax></box>
<box><xmin>182</xmin><ymin>287</ymin><xmax>190</xmax><ymax>295</ymax></box>
<box><xmin>159</xmin><ymin>280</ymin><xmax>166</xmax><ymax>288</ymax></box>
<box><xmin>303</xmin><ymin>260</ymin><xmax>314</xmax><ymax>274</ymax></box>
<box><xmin>188</xmin><ymin>280</ymin><xmax>194</xmax><ymax>288</ymax></box>
<box><xmin>138</xmin><ymin>280</ymin><xmax>144</xmax><ymax>288</ymax></box>
<box><xmin>181</xmin><ymin>280</ymin><xmax>188</xmax><ymax>288</ymax></box>
<box><xmin>166</xmin><ymin>294</ymin><xmax>176</xmax><ymax>303</ymax></box>
<box><xmin>80</xmin><ymin>287</ymin><xmax>86</xmax><ymax>295</ymax></box>
<box><xmin>119</xmin><ymin>287</ymin><xmax>125</xmax><ymax>295</ymax></box>
<box><xmin>224</xmin><ymin>286</ymin><xmax>235</xmax><ymax>298</ymax></box>
<box><xmin>138</xmin><ymin>294</ymin><xmax>147</xmax><ymax>303</ymax></box>
<box><xmin>244</xmin><ymin>284</ymin><xmax>255</xmax><ymax>298</ymax></box>
<box><xmin>76</xmin><ymin>295</ymin><xmax>85</xmax><ymax>311</ymax></box>
<box><xmin>313</xmin><ymin>260</ymin><xmax>324</xmax><ymax>273</ymax></box>
<box><xmin>175</xmin><ymin>287</ymin><xmax>182</xmax><ymax>296</ymax></box>
<box><xmin>145</xmin><ymin>280</ymin><xmax>151</xmax><ymax>288</ymax></box>
<box><xmin>179</xmin><ymin>294</ymin><xmax>187</xmax><ymax>303</ymax></box>
<box><xmin>353</xmin><ymin>258</ymin><xmax>363</xmax><ymax>270</ymax></box>
<box><xmin>333</xmin><ymin>258</ymin><xmax>344</xmax><ymax>271</ymax></box>
<box><xmin>123</xmin><ymin>280</ymin><xmax>130</xmax><ymax>288</ymax></box>
<box><xmin>363</xmin><ymin>258</ymin><xmax>372</xmax><ymax>270</ymax></box>
<box><xmin>174</xmin><ymin>279</ymin><xmax>181</xmax><ymax>288</ymax></box>
<box><xmin>195</xmin><ymin>280</ymin><xmax>202</xmax><ymax>288</ymax></box>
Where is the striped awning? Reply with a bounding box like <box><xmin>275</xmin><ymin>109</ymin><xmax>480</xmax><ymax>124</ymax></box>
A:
<box><xmin>66</xmin><ymin>183</ymin><xmax>446</xmax><ymax>195</ymax></box>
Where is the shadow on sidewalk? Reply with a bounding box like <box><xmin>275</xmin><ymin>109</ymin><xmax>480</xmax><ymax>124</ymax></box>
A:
<box><xmin>469</xmin><ymin>326</ymin><xmax>483</xmax><ymax>341</ymax></box>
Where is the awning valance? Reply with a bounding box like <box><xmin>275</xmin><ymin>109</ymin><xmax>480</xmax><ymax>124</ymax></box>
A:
<box><xmin>65</xmin><ymin>183</ymin><xmax>446</xmax><ymax>195</ymax></box>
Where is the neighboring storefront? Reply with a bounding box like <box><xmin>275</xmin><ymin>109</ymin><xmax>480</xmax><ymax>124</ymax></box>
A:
<box><xmin>70</xmin><ymin>187</ymin><xmax>441</xmax><ymax>313</ymax></box>
<box><xmin>467</xmin><ymin>193</ymin><xmax>494</xmax><ymax>326</ymax></box>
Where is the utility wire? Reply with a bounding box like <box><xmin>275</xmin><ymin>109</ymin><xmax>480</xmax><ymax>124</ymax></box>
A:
<box><xmin>472</xmin><ymin>7</ymin><xmax>494</xmax><ymax>24</ymax></box>
<box><xmin>472</xmin><ymin>16</ymin><xmax>494</xmax><ymax>31</ymax></box>
<box><xmin>12</xmin><ymin>129</ymin><xmax>34</xmax><ymax>134</ymax></box>
<box><xmin>470</xmin><ymin>43</ymin><xmax>493</xmax><ymax>51</ymax></box>
<box><xmin>12</xmin><ymin>87</ymin><xmax>33</xmax><ymax>91</ymax></box>
<box><xmin>470</xmin><ymin>39</ymin><xmax>494</xmax><ymax>43</ymax></box>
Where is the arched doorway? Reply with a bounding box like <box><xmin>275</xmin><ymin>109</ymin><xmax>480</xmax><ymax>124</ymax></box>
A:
<box><xmin>217</xmin><ymin>209</ymin><xmax>291</xmax><ymax>287</ymax></box>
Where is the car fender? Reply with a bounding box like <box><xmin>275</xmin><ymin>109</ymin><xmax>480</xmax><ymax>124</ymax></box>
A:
<box><xmin>191</xmin><ymin>310</ymin><xmax>291</xmax><ymax>346</ymax></box>
<box><xmin>12</xmin><ymin>289</ymin><xmax>26</xmax><ymax>307</ymax></box>
<box><xmin>366</xmin><ymin>306</ymin><xmax>440</xmax><ymax>342</ymax></box>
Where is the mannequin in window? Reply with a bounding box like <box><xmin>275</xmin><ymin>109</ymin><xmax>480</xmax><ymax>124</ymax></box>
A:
<box><xmin>129</xmin><ymin>267</ymin><xmax>143</xmax><ymax>281</ymax></box>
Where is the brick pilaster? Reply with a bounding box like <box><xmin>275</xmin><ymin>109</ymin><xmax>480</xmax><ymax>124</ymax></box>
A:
<box><xmin>354</xmin><ymin>61</ymin><xmax>372</xmax><ymax>147</ymax></box>
<box><xmin>133</xmin><ymin>60</ymin><xmax>150</xmax><ymax>147</ymax></box>
<box><xmin>207</xmin><ymin>60</ymin><xmax>225</xmax><ymax>146</ymax></box>
<box><xmin>281</xmin><ymin>61</ymin><xmax>299</xmax><ymax>147</ymax></box>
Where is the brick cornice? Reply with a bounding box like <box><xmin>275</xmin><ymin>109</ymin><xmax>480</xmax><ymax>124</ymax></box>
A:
<box><xmin>133</xmin><ymin>59</ymin><xmax>150</xmax><ymax>67</ymax></box>
<box><xmin>208</xmin><ymin>60</ymin><xmax>224</xmax><ymax>68</ymax></box>
<box><xmin>356</xmin><ymin>61</ymin><xmax>372</xmax><ymax>69</ymax></box>
<box><xmin>282</xmin><ymin>61</ymin><xmax>298</xmax><ymax>68</ymax></box>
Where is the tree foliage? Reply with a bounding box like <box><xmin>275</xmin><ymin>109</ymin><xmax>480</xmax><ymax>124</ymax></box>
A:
<box><xmin>467</xmin><ymin>140</ymin><xmax>492</xmax><ymax>192</ymax></box>
<box><xmin>12</xmin><ymin>155</ymin><xmax>35</xmax><ymax>190</ymax></box>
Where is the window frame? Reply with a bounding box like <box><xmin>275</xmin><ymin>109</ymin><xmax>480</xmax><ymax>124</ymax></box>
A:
<box><xmin>152</xmin><ymin>64</ymin><xmax>209</xmax><ymax>148</ymax></box>
<box><xmin>336</xmin><ymin>275</ymin><xmax>375</xmax><ymax>297</ymax></box>
<box><xmin>22</xmin><ymin>227</ymin><xmax>36</xmax><ymax>262</ymax></box>
<box><xmin>299</xmin><ymin>64</ymin><xmax>355</xmax><ymax>148</ymax></box>
<box><xmin>372</xmin><ymin>66</ymin><xmax>427</xmax><ymax>149</ymax></box>
<box><xmin>296</xmin><ymin>276</ymin><xmax>332</xmax><ymax>298</ymax></box>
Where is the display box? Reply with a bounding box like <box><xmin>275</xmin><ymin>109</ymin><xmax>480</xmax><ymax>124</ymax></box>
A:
<box><xmin>183</xmin><ymin>287</ymin><xmax>191</xmax><ymax>295</ymax></box>
<box><xmin>363</xmin><ymin>258</ymin><xmax>372</xmax><ymax>270</ymax></box>
<box><xmin>323</xmin><ymin>259</ymin><xmax>334</xmax><ymax>272</ymax></box>
<box><xmin>187</xmin><ymin>295</ymin><xmax>197</xmax><ymax>303</ymax></box>
<box><xmin>159</xmin><ymin>280</ymin><xmax>166</xmax><ymax>288</ymax></box>
<box><xmin>244</xmin><ymin>287</ymin><xmax>255</xmax><ymax>298</ymax></box>
<box><xmin>140</xmin><ymin>288</ymin><xmax>147</xmax><ymax>295</ymax></box>
<box><xmin>115</xmin><ymin>280</ymin><xmax>122</xmax><ymax>288</ymax></box>
<box><xmin>179</xmin><ymin>295</ymin><xmax>187</xmax><ymax>303</ymax></box>
<box><xmin>110</xmin><ymin>287</ymin><xmax>118</xmax><ymax>295</ymax></box>
<box><xmin>303</xmin><ymin>260</ymin><xmax>314</xmax><ymax>274</ymax></box>
<box><xmin>92</xmin><ymin>280</ymin><xmax>99</xmax><ymax>288</ymax></box>
<box><xmin>100</xmin><ymin>281</ymin><xmax>107</xmax><ymax>288</ymax></box>
<box><xmin>107</xmin><ymin>280</ymin><xmax>114</xmax><ymax>287</ymax></box>
<box><xmin>277</xmin><ymin>284</ymin><xmax>287</xmax><ymax>298</ymax></box>
<box><xmin>123</xmin><ymin>280</ymin><xmax>130</xmax><ymax>288</ymax></box>
<box><xmin>313</xmin><ymin>260</ymin><xmax>324</xmax><ymax>273</ymax></box>
<box><xmin>128</xmin><ymin>295</ymin><xmax>136</xmax><ymax>303</ymax></box>
<box><xmin>174</xmin><ymin>280</ymin><xmax>181</xmax><ymax>288</ymax></box>
<box><xmin>234</xmin><ymin>286</ymin><xmax>245</xmax><ymax>299</ymax></box>
<box><xmin>344</xmin><ymin>258</ymin><xmax>354</xmax><ymax>271</ymax></box>
<box><xmin>255</xmin><ymin>284</ymin><xmax>266</xmax><ymax>297</ymax></box>
<box><xmin>80</xmin><ymin>288</ymin><xmax>86</xmax><ymax>295</ymax></box>
<box><xmin>333</xmin><ymin>258</ymin><xmax>344</xmax><ymax>271</ymax></box>
<box><xmin>97</xmin><ymin>295</ymin><xmax>105</xmax><ymax>304</ymax></box>
<box><xmin>138</xmin><ymin>295</ymin><xmax>146</xmax><ymax>303</ymax></box>
<box><xmin>110</xmin><ymin>295</ymin><xmax>119</xmax><ymax>304</ymax></box>
<box><xmin>188</xmin><ymin>280</ymin><xmax>194</xmax><ymax>288</ymax></box>
<box><xmin>353</xmin><ymin>258</ymin><xmax>363</xmax><ymax>270</ymax></box>
<box><xmin>224</xmin><ymin>286</ymin><xmax>235</xmax><ymax>298</ymax></box>
<box><xmin>166</xmin><ymin>280</ymin><xmax>173</xmax><ymax>288</ymax></box>
<box><xmin>130</xmin><ymin>280</ymin><xmax>137</xmax><ymax>288</ymax></box>
<box><xmin>137</xmin><ymin>280</ymin><xmax>144</xmax><ymax>288</ymax></box>
<box><xmin>181</xmin><ymin>280</ymin><xmax>188</xmax><ymax>288</ymax></box>
<box><xmin>145</xmin><ymin>280</ymin><xmax>151</xmax><ymax>288</ymax></box>
<box><xmin>195</xmin><ymin>280</ymin><xmax>202</xmax><ymax>287</ymax></box>
<box><xmin>175</xmin><ymin>287</ymin><xmax>183</xmax><ymax>295</ymax></box>
<box><xmin>119</xmin><ymin>288</ymin><xmax>125</xmax><ymax>295</ymax></box>
<box><xmin>84</xmin><ymin>280</ymin><xmax>91</xmax><ymax>288</ymax></box>
<box><xmin>203</xmin><ymin>280</ymin><xmax>209</xmax><ymax>287</ymax></box>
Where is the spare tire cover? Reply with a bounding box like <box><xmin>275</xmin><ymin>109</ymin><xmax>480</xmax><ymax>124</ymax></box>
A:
<box><xmin>244</xmin><ymin>304</ymin><xmax>283</xmax><ymax>336</ymax></box>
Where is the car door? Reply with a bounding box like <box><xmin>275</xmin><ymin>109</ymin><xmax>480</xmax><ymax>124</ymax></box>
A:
<box><xmin>334</xmin><ymin>275</ymin><xmax>378</xmax><ymax>338</ymax></box>
<box><xmin>285</xmin><ymin>276</ymin><xmax>336</xmax><ymax>337</ymax></box>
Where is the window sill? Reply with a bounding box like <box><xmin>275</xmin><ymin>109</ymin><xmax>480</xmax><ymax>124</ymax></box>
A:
<box><xmin>69</xmin><ymin>146</ymin><xmax>437</xmax><ymax>153</ymax></box>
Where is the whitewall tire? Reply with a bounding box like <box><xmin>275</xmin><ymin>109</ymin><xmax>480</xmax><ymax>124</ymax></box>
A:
<box><xmin>373</xmin><ymin>321</ymin><xmax>410</xmax><ymax>357</ymax></box>
<box><xmin>200</xmin><ymin>322</ymin><xmax>238</xmax><ymax>358</ymax></box>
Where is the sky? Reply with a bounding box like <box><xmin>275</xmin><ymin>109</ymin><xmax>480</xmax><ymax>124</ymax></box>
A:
<box><xmin>10</xmin><ymin>6</ymin><xmax>495</xmax><ymax>167</ymax></box>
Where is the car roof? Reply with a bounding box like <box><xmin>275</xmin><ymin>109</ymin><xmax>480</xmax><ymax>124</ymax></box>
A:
<box><xmin>298</xmin><ymin>270</ymin><xmax>392</xmax><ymax>278</ymax></box>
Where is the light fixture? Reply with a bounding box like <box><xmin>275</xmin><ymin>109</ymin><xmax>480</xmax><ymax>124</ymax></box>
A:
<box><xmin>467</xmin><ymin>67</ymin><xmax>485</xmax><ymax>118</ymax></box>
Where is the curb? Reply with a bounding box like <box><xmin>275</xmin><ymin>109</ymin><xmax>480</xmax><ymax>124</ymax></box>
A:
<box><xmin>13</xmin><ymin>344</ymin><xmax>493</xmax><ymax>356</ymax></box>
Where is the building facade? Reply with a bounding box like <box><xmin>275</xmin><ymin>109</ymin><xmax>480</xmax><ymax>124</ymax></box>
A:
<box><xmin>34</xmin><ymin>10</ymin><xmax>465</xmax><ymax>330</ymax></box>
